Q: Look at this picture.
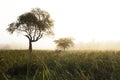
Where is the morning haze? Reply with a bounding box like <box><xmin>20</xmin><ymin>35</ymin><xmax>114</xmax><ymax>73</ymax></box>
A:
<box><xmin>0</xmin><ymin>0</ymin><xmax>120</xmax><ymax>50</ymax></box>
<box><xmin>1</xmin><ymin>41</ymin><xmax>120</xmax><ymax>50</ymax></box>
<box><xmin>1</xmin><ymin>1</ymin><xmax>120</xmax><ymax>80</ymax></box>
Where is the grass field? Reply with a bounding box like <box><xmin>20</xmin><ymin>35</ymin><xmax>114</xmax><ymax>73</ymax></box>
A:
<box><xmin>0</xmin><ymin>50</ymin><xmax>120</xmax><ymax>80</ymax></box>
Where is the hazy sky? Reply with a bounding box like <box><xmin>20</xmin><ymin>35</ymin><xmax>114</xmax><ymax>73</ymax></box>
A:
<box><xmin>0</xmin><ymin>0</ymin><xmax>120</xmax><ymax>49</ymax></box>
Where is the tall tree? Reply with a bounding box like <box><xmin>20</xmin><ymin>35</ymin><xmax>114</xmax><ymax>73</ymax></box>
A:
<box><xmin>54</xmin><ymin>38</ymin><xmax>74</xmax><ymax>51</ymax></box>
<box><xmin>7</xmin><ymin>8</ymin><xmax>54</xmax><ymax>53</ymax></box>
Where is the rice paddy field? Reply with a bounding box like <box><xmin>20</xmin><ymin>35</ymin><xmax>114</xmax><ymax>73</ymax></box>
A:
<box><xmin>0</xmin><ymin>50</ymin><xmax>120</xmax><ymax>80</ymax></box>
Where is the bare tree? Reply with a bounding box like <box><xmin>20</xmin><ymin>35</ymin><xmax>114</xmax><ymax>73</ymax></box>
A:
<box><xmin>54</xmin><ymin>38</ymin><xmax>74</xmax><ymax>51</ymax></box>
<box><xmin>7</xmin><ymin>8</ymin><xmax>54</xmax><ymax>53</ymax></box>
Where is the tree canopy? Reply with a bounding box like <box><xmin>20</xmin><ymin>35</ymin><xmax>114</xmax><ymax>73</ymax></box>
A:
<box><xmin>7</xmin><ymin>8</ymin><xmax>54</xmax><ymax>53</ymax></box>
<box><xmin>54</xmin><ymin>37</ymin><xmax>74</xmax><ymax>51</ymax></box>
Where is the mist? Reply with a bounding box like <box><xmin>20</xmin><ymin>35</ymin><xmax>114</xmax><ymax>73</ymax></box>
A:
<box><xmin>72</xmin><ymin>41</ymin><xmax>120</xmax><ymax>50</ymax></box>
<box><xmin>1</xmin><ymin>41</ymin><xmax>120</xmax><ymax>50</ymax></box>
<box><xmin>0</xmin><ymin>44</ymin><xmax>27</xmax><ymax>50</ymax></box>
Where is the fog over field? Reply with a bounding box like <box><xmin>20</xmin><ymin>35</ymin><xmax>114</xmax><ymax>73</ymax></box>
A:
<box><xmin>1</xmin><ymin>0</ymin><xmax>120</xmax><ymax>50</ymax></box>
<box><xmin>1</xmin><ymin>41</ymin><xmax>120</xmax><ymax>50</ymax></box>
<box><xmin>74</xmin><ymin>41</ymin><xmax>120</xmax><ymax>50</ymax></box>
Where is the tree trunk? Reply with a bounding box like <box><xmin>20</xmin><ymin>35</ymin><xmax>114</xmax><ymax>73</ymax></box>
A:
<box><xmin>29</xmin><ymin>39</ymin><xmax>32</xmax><ymax>53</ymax></box>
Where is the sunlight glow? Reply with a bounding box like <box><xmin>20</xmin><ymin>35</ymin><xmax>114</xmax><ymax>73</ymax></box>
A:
<box><xmin>0</xmin><ymin>0</ymin><xmax>120</xmax><ymax>49</ymax></box>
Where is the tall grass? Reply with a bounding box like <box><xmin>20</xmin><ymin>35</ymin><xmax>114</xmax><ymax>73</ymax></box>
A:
<box><xmin>0</xmin><ymin>50</ymin><xmax>120</xmax><ymax>80</ymax></box>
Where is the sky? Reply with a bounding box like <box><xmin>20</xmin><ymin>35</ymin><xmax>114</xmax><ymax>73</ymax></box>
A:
<box><xmin>0</xmin><ymin>0</ymin><xmax>120</xmax><ymax>50</ymax></box>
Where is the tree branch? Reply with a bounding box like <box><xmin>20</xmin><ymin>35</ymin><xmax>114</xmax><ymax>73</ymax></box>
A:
<box><xmin>32</xmin><ymin>33</ymin><xmax>43</xmax><ymax>42</ymax></box>
<box><xmin>24</xmin><ymin>35</ymin><xmax>31</xmax><ymax>40</ymax></box>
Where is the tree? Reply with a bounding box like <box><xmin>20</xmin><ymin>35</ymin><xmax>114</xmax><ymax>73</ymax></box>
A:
<box><xmin>54</xmin><ymin>38</ymin><xmax>74</xmax><ymax>51</ymax></box>
<box><xmin>7</xmin><ymin>8</ymin><xmax>54</xmax><ymax>53</ymax></box>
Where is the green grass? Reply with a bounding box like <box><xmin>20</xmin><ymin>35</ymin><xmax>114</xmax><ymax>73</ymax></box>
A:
<box><xmin>0</xmin><ymin>50</ymin><xmax>120</xmax><ymax>80</ymax></box>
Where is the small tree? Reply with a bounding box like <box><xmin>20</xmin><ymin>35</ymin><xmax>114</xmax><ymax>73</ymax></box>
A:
<box><xmin>7</xmin><ymin>8</ymin><xmax>54</xmax><ymax>53</ymax></box>
<box><xmin>54</xmin><ymin>38</ymin><xmax>74</xmax><ymax>51</ymax></box>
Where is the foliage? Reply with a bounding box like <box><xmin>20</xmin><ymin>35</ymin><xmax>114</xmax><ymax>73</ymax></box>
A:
<box><xmin>54</xmin><ymin>37</ymin><xmax>74</xmax><ymax>51</ymax></box>
<box><xmin>7</xmin><ymin>8</ymin><xmax>54</xmax><ymax>53</ymax></box>
<box><xmin>0</xmin><ymin>50</ymin><xmax>120</xmax><ymax>80</ymax></box>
